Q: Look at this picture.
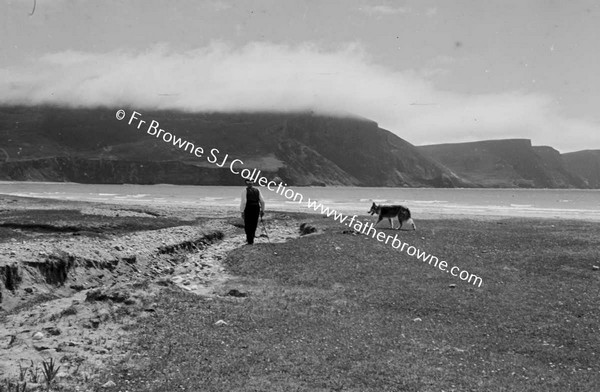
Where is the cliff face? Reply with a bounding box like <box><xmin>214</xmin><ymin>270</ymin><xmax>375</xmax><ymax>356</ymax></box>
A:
<box><xmin>419</xmin><ymin>139</ymin><xmax>590</xmax><ymax>188</ymax></box>
<box><xmin>532</xmin><ymin>146</ymin><xmax>589</xmax><ymax>188</ymax></box>
<box><xmin>275</xmin><ymin>115</ymin><xmax>462</xmax><ymax>187</ymax></box>
<box><xmin>0</xmin><ymin>157</ymin><xmax>257</xmax><ymax>185</ymax></box>
<box><xmin>1</xmin><ymin>106</ymin><xmax>595</xmax><ymax>188</ymax></box>
<box><xmin>563</xmin><ymin>150</ymin><xmax>600</xmax><ymax>188</ymax></box>
<box><xmin>0</xmin><ymin>106</ymin><xmax>465</xmax><ymax>187</ymax></box>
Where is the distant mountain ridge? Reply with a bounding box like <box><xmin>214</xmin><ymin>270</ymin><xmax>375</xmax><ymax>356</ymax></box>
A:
<box><xmin>0</xmin><ymin>106</ymin><xmax>596</xmax><ymax>188</ymax></box>
<box><xmin>0</xmin><ymin>106</ymin><xmax>464</xmax><ymax>187</ymax></box>
<box><xmin>418</xmin><ymin>139</ymin><xmax>589</xmax><ymax>188</ymax></box>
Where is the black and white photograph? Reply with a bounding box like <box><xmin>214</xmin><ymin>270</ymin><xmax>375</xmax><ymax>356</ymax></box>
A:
<box><xmin>1</xmin><ymin>0</ymin><xmax>599</xmax><ymax>391</ymax></box>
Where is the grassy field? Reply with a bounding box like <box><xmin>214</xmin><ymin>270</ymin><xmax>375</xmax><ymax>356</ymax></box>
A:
<box><xmin>109</xmin><ymin>215</ymin><xmax>600</xmax><ymax>392</ymax></box>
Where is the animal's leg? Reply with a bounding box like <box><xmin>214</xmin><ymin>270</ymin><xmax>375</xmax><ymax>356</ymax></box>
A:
<box><xmin>397</xmin><ymin>217</ymin><xmax>403</xmax><ymax>230</ymax></box>
<box><xmin>388</xmin><ymin>218</ymin><xmax>394</xmax><ymax>229</ymax></box>
<box><xmin>374</xmin><ymin>216</ymin><xmax>383</xmax><ymax>227</ymax></box>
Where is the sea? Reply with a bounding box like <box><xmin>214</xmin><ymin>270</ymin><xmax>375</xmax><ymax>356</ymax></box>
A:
<box><xmin>1</xmin><ymin>181</ymin><xmax>599</xmax><ymax>221</ymax></box>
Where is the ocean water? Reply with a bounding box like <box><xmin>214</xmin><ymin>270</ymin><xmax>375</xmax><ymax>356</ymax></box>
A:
<box><xmin>1</xmin><ymin>181</ymin><xmax>600</xmax><ymax>221</ymax></box>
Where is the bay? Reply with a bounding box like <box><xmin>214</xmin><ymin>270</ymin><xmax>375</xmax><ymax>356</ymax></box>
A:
<box><xmin>1</xmin><ymin>181</ymin><xmax>599</xmax><ymax>221</ymax></box>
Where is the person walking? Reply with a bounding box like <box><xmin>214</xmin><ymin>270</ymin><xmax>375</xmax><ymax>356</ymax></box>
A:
<box><xmin>240</xmin><ymin>179</ymin><xmax>265</xmax><ymax>245</ymax></box>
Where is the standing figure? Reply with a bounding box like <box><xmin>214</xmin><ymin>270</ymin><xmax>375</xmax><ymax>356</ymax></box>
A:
<box><xmin>240</xmin><ymin>179</ymin><xmax>265</xmax><ymax>245</ymax></box>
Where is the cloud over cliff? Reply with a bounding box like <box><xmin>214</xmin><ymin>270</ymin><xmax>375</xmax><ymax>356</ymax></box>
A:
<box><xmin>1</xmin><ymin>41</ymin><xmax>596</xmax><ymax>152</ymax></box>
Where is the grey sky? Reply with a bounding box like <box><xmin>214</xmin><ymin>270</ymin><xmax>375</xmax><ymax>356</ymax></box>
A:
<box><xmin>1</xmin><ymin>0</ymin><xmax>599</xmax><ymax>152</ymax></box>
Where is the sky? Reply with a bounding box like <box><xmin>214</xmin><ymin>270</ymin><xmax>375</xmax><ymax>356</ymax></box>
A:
<box><xmin>1</xmin><ymin>0</ymin><xmax>599</xmax><ymax>152</ymax></box>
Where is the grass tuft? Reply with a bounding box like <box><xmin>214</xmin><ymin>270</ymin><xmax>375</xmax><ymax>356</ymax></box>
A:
<box><xmin>41</xmin><ymin>357</ymin><xmax>60</xmax><ymax>389</ymax></box>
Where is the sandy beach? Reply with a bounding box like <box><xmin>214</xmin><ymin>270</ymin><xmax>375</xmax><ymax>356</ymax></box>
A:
<box><xmin>1</xmin><ymin>194</ymin><xmax>599</xmax><ymax>391</ymax></box>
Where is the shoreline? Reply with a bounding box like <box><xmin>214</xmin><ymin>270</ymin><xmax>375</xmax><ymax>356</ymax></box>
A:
<box><xmin>2</xmin><ymin>192</ymin><xmax>600</xmax><ymax>222</ymax></box>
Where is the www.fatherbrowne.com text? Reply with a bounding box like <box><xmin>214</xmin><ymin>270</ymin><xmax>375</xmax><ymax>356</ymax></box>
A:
<box><xmin>117</xmin><ymin>109</ymin><xmax>483</xmax><ymax>288</ymax></box>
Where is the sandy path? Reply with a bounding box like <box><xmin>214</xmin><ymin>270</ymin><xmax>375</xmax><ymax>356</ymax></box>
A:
<box><xmin>169</xmin><ymin>218</ymin><xmax>300</xmax><ymax>296</ymax></box>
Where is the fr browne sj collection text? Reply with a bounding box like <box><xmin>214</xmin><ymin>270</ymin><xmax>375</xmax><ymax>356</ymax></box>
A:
<box><xmin>118</xmin><ymin>109</ymin><xmax>289</xmax><ymax>192</ymax></box>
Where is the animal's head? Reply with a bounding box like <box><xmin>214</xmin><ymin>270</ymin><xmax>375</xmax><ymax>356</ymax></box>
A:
<box><xmin>368</xmin><ymin>202</ymin><xmax>380</xmax><ymax>215</ymax></box>
<box><xmin>399</xmin><ymin>207</ymin><xmax>417</xmax><ymax>231</ymax></box>
<box><xmin>405</xmin><ymin>218</ymin><xmax>417</xmax><ymax>231</ymax></box>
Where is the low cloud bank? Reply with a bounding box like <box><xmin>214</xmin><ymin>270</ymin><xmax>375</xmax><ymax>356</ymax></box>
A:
<box><xmin>1</xmin><ymin>41</ymin><xmax>596</xmax><ymax>152</ymax></box>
